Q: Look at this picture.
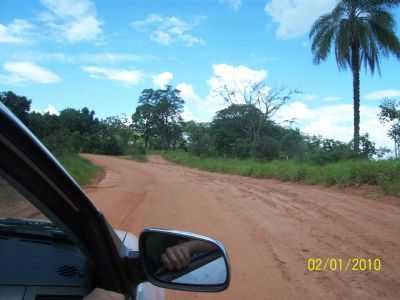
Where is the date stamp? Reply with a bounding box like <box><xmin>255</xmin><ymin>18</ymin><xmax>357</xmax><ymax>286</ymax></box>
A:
<box><xmin>306</xmin><ymin>257</ymin><xmax>382</xmax><ymax>272</ymax></box>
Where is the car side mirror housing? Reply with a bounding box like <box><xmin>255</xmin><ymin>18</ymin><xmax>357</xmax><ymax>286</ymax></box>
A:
<box><xmin>139</xmin><ymin>228</ymin><xmax>230</xmax><ymax>292</ymax></box>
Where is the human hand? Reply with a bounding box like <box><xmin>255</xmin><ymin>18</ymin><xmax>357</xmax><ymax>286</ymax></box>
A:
<box><xmin>161</xmin><ymin>243</ymin><xmax>191</xmax><ymax>271</ymax></box>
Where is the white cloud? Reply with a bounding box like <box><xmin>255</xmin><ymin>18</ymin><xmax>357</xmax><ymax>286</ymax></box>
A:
<box><xmin>275</xmin><ymin>101</ymin><xmax>315</xmax><ymax>122</ymax></box>
<box><xmin>153</xmin><ymin>72</ymin><xmax>173</xmax><ymax>88</ymax></box>
<box><xmin>40</xmin><ymin>0</ymin><xmax>102</xmax><ymax>43</ymax></box>
<box><xmin>207</xmin><ymin>64</ymin><xmax>268</xmax><ymax>109</ymax></box>
<box><xmin>182</xmin><ymin>107</ymin><xmax>196</xmax><ymax>122</ymax></box>
<box><xmin>1</xmin><ymin>61</ymin><xmax>61</xmax><ymax>84</ymax></box>
<box><xmin>176</xmin><ymin>64</ymin><xmax>269</xmax><ymax>121</ymax></box>
<box><xmin>31</xmin><ymin>104</ymin><xmax>59</xmax><ymax>115</ymax></box>
<box><xmin>275</xmin><ymin>101</ymin><xmax>393</xmax><ymax>148</ymax></box>
<box><xmin>40</xmin><ymin>0</ymin><xmax>94</xmax><ymax>19</ymax></box>
<box><xmin>150</xmin><ymin>30</ymin><xmax>172</xmax><ymax>45</ymax></box>
<box><xmin>132</xmin><ymin>14</ymin><xmax>204</xmax><ymax>47</ymax></box>
<box><xmin>45</xmin><ymin>104</ymin><xmax>59</xmax><ymax>115</ymax></box>
<box><xmin>81</xmin><ymin>66</ymin><xmax>142</xmax><ymax>85</ymax></box>
<box><xmin>219</xmin><ymin>0</ymin><xmax>242</xmax><ymax>11</ymax></box>
<box><xmin>365</xmin><ymin>89</ymin><xmax>400</xmax><ymax>100</ymax></box>
<box><xmin>0</xmin><ymin>19</ymin><xmax>34</xmax><ymax>44</ymax></box>
<box><xmin>63</xmin><ymin>15</ymin><xmax>101</xmax><ymax>42</ymax></box>
<box><xmin>265</xmin><ymin>0</ymin><xmax>337</xmax><ymax>39</ymax></box>
<box><xmin>132</xmin><ymin>14</ymin><xmax>163</xmax><ymax>27</ymax></box>
<box><xmin>177</xmin><ymin>82</ymin><xmax>202</xmax><ymax>105</ymax></box>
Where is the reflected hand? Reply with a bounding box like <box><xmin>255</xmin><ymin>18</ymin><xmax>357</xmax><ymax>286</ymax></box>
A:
<box><xmin>161</xmin><ymin>243</ymin><xmax>191</xmax><ymax>271</ymax></box>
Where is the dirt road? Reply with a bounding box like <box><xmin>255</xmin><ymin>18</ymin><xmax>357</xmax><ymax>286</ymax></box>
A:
<box><xmin>84</xmin><ymin>154</ymin><xmax>400</xmax><ymax>300</ymax></box>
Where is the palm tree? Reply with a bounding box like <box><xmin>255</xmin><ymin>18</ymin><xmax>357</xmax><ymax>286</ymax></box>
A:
<box><xmin>309</xmin><ymin>0</ymin><xmax>400</xmax><ymax>152</ymax></box>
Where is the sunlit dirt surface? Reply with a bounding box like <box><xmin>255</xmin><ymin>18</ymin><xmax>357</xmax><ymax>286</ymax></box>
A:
<box><xmin>88</xmin><ymin>155</ymin><xmax>400</xmax><ymax>299</ymax></box>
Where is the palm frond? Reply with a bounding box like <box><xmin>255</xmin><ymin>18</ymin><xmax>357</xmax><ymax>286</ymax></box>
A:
<box><xmin>335</xmin><ymin>19</ymin><xmax>352</xmax><ymax>70</ymax></box>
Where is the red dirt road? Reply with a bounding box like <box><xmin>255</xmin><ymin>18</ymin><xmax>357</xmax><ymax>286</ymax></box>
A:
<box><xmin>83</xmin><ymin>154</ymin><xmax>400</xmax><ymax>300</ymax></box>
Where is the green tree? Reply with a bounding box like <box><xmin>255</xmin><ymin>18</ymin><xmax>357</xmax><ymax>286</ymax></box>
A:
<box><xmin>309</xmin><ymin>0</ymin><xmax>400</xmax><ymax>152</ymax></box>
<box><xmin>379</xmin><ymin>98</ymin><xmax>400</xmax><ymax>158</ymax></box>
<box><xmin>132</xmin><ymin>86</ymin><xmax>185</xmax><ymax>150</ymax></box>
<box><xmin>0</xmin><ymin>91</ymin><xmax>32</xmax><ymax>124</ymax></box>
<box><xmin>212</xmin><ymin>104</ymin><xmax>264</xmax><ymax>157</ymax></box>
<box><xmin>131</xmin><ymin>103</ymin><xmax>155</xmax><ymax>150</ymax></box>
<box><xmin>183</xmin><ymin>121</ymin><xmax>215</xmax><ymax>155</ymax></box>
<box><xmin>216</xmin><ymin>83</ymin><xmax>297</xmax><ymax>157</ymax></box>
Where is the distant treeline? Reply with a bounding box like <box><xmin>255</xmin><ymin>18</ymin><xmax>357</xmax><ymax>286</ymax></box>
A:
<box><xmin>183</xmin><ymin>105</ymin><xmax>383</xmax><ymax>164</ymax></box>
<box><xmin>0</xmin><ymin>88</ymin><xmax>393</xmax><ymax>164</ymax></box>
<box><xmin>0</xmin><ymin>91</ymin><xmax>137</xmax><ymax>156</ymax></box>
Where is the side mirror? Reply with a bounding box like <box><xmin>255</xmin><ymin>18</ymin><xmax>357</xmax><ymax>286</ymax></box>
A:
<box><xmin>139</xmin><ymin>228</ymin><xmax>230</xmax><ymax>292</ymax></box>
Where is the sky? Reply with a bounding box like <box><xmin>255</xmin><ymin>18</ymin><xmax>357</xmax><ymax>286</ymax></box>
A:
<box><xmin>0</xmin><ymin>0</ymin><xmax>400</xmax><ymax>149</ymax></box>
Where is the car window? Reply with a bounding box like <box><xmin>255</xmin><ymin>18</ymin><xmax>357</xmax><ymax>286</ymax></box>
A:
<box><xmin>0</xmin><ymin>174</ymin><xmax>49</xmax><ymax>221</ymax></box>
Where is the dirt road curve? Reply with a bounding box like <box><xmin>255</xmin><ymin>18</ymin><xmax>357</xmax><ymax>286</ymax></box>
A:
<box><xmin>83</xmin><ymin>154</ymin><xmax>400</xmax><ymax>300</ymax></box>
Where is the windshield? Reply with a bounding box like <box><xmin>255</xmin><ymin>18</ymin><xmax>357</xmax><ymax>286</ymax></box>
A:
<box><xmin>0</xmin><ymin>173</ymin><xmax>49</xmax><ymax>221</ymax></box>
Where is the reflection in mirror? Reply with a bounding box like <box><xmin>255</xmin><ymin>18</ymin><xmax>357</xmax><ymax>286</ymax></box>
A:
<box><xmin>142</xmin><ymin>231</ymin><xmax>227</xmax><ymax>286</ymax></box>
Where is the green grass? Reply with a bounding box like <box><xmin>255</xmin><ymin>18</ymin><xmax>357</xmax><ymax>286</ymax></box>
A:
<box><xmin>58</xmin><ymin>154</ymin><xmax>102</xmax><ymax>186</ymax></box>
<box><xmin>162</xmin><ymin>151</ymin><xmax>400</xmax><ymax>197</ymax></box>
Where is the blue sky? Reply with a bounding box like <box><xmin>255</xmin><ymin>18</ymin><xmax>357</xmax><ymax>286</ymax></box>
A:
<box><xmin>0</xmin><ymin>0</ymin><xmax>399</xmax><ymax>149</ymax></box>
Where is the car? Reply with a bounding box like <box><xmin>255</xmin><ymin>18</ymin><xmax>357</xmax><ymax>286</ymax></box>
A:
<box><xmin>0</xmin><ymin>101</ymin><xmax>230</xmax><ymax>300</ymax></box>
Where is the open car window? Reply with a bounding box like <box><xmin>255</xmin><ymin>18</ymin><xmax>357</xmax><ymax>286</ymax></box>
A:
<box><xmin>0</xmin><ymin>174</ymin><xmax>48</xmax><ymax>221</ymax></box>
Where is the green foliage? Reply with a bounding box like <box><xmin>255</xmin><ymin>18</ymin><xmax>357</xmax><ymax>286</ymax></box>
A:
<box><xmin>1</xmin><ymin>91</ymin><xmax>139</xmax><ymax>157</ymax></box>
<box><xmin>0</xmin><ymin>91</ymin><xmax>32</xmax><ymax>124</ymax></box>
<box><xmin>182</xmin><ymin>104</ymin><xmax>374</xmax><ymax>162</ymax></box>
<box><xmin>309</xmin><ymin>0</ymin><xmax>400</xmax><ymax>151</ymax></box>
<box><xmin>379</xmin><ymin>98</ymin><xmax>400</xmax><ymax>158</ymax></box>
<box><xmin>309</xmin><ymin>0</ymin><xmax>400</xmax><ymax>73</ymax></box>
<box><xmin>132</xmin><ymin>86</ymin><xmax>185</xmax><ymax>150</ymax></box>
<box><xmin>58</xmin><ymin>154</ymin><xmax>102</xmax><ymax>186</ymax></box>
<box><xmin>125</xmin><ymin>141</ymin><xmax>148</xmax><ymax>162</ymax></box>
<box><xmin>163</xmin><ymin>151</ymin><xmax>400</xmax><ymax>196</ymax></box>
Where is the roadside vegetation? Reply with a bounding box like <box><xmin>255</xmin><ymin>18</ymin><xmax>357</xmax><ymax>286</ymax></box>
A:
<box><xmin>163</xmin><ymin>151</ymin><xmax>400</xmax><ymax>197</ymax></box>
<box><xmin>58</xmin><ymin>154</ymin><xmax>102</xmax><ymax>186</ymax></box>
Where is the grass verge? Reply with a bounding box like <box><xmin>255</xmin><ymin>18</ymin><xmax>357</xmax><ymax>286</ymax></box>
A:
<box><xmin>162</xmin><ymin>151</ymin><xmax>400</xmax><ymax>197</ymax></box>
<box><xmin>58</xmin><ymin>154</ymin><xmax>102</xmax><ymax>186</ymax></box>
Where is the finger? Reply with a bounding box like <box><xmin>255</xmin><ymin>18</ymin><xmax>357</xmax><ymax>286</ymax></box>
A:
<box><xmin>175</xmin><ymin>247</ymin><xmax>188</xmax><ymax>268</ymax></box>
<box><xmin>166</xmin><ymin>248</ymin><xmax>182</xmax><ymax>270</ymax></box>
<box><xmin>181</xmin><ymin>246</ymin><xmax>191</xmax><ymax>263</ymax></box>
<box><xmin>177</xmin><ymin>247</ymin><xmax>190</xmax><ymax>266</ymax></box>
<box><xmin>161</xmin><ymin>253</ymin><xmax>173</xmax><ymax>271</ymax></box>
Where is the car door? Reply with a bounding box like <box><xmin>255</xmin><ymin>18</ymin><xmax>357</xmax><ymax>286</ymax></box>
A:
<box><xmin>0</xmin><ymin>102</ymin><xmax>134</xmax><ymax>296</ymax></box>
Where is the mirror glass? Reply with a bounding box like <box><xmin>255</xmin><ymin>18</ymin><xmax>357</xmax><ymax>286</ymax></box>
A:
<box><xmin>141</xmin><ymin>231</ymin><xmax>228</xmax><ymax>287</ymax></box>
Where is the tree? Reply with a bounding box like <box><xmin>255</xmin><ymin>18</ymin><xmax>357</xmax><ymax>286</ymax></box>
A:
<box><xmin>131</xmin><ymin>103</ymin><xmax>155</xmax><ymax>150</ymax></box>
<box><xmin>0</xmin><ymin>91</ymin><xmax>32</xmax><ymax>124</ymax></box>
<box><xmin>379</xmin><ymin>98</ymin><xmax>400</xmax><ymax>158</ymax></box>
<box><xmin>212</xmin><ymin>104</ymin><xmax>263</xmax><ymax>157</ymax></box>
<box><xmin>183</xmin><ymin>121</ymin><xmax>215</xmax><ymax>155</ymax></box>
<box><xmin>309</xmin><ymin>0</ymin><xmax>400</xmax><ymax>152</ymax></box>
<box><xmin>132</xmin><ymin>86</ymin><xmax>185</xmax><ymax>150</ymax></box>
<box><xmin>216</xmin><ymin>82</ymin><xmax>297</xmax><ymax>156</ymax></box>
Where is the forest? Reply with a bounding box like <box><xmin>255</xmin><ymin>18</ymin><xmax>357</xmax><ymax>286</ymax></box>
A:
<box><xmin>2</xmin><ymin>88</ymin><xmax>395</xmax><ymax>162</ymax></box>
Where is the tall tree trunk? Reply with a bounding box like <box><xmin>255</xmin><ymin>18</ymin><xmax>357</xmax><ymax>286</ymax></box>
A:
<box><xmin>352</xmin><ymin>43</ymin><xmax>361</xmax><ymax>153</ymax></box>
<box><xmin>144</xmin><ymin>135</ymin><xmax>149</xmax><ymax>150</ymax></box>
